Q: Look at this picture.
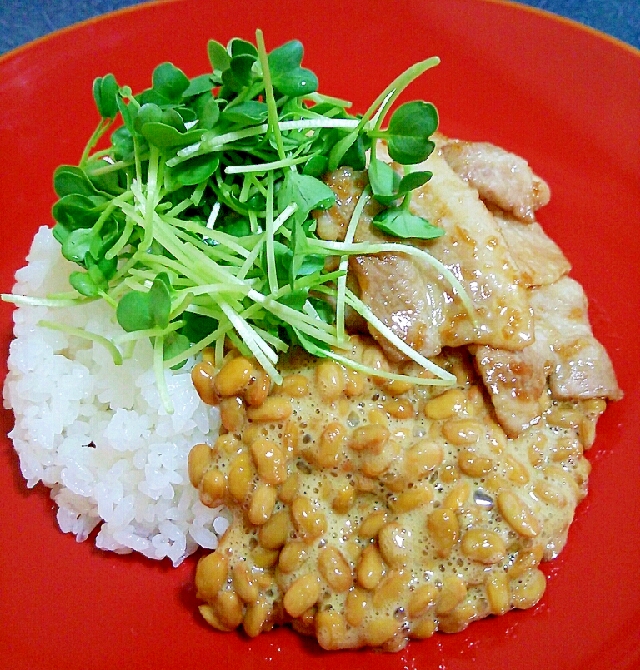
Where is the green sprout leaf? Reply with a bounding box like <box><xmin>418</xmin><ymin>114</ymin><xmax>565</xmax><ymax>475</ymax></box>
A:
<box><xmin>117</xmin><ymin>291</ymin><xmax>155</xmax><ymax>332</ymax></box>
<box><xmin>397</xmin><ymin>170</ymin><xmax>433</xmax><ymax>194</ymax></box>
<box><xmin>221</xmin><ymin>100</ymin><xmax>269</xmax><ymax>125</ymax></box>
<box><xmin>280</xmin><ymin>172</ymin><xmax>335</xmax><ymax>223</ymax></box>
<box><xmin>222</xmin><ymin>53</ymin><xmax>256</xmax><ymax>92</ymax></box>
<box><xmin>163</xmin><ymin>333</ymin><xmax>191</xmax><ymax>369</ymax></box>
<box><xmin>172</xmin><ymin>153</ymin><xmax>220</xmax><ymax>186</ymax></box>
<box><xmin>268</xmin><ymin>40</ymin><xmax>318</xmax><ymax>97</ymax></box>
<box><xmin>182</xmin><ymin>74</ymin><xmax>215</xmax><ymax>98</ymax></box>
<box><xmin>53</xmin><ymin>166</ymin><xmax>101</xmax><ymax>198</ymax></box>
<box><xmin>140</xmin><ymin>122</ymin><xmax>203</xmax><ymax>148</ymax></box>
<box><xmin>92</xmin><ymin>73</ymin><xmax>119</xmax><ymax>118</ymax></box>
<box><xmin>61</xmin><ymin>228</ymin><xmax>94</xmax><ymax>264</ymax></box>
<box><xmin>208</xmin><ymin>39</ymin><xmax>231</xmax><ymax>72</ymax></box>
<box><xmin>290</xmin><ymin>219</ymin><xmax>328</xmax><ymax>282</ymax></box>
<box><xmin>69</xmin><ymin>271</ymin><xmax>101</xmax><ymax>297</ymax></box>
<box><xmin>194</xmin><ymin>95</ymin><xmax>220</xmax><ymax>129</ymax></box>
<box><xmin>229</xmin><ymin>38</ymin><xmax>258</xmax><ymax>58</ymax></box>
<box><xmin>151</xmin><ymin>62</ymin><xmax>190</xmax><ymax>101</ymax></box>
<box><xmin>52</xmin><ymin>193</ymin><xmax>106</xmax><ymax>229</ymax></box>
<box><xmin>302</xmin><ymin>155</ymin><xmax>328</xmax><ymax>177</ymax></box>
<box><xmin>386</xmin><ymin>101</ymin><xmax>439</xmax><ymax>164</ymax></box>
<box><xmin>148</xmin><ymin>273</ymin><xmax>171</xmax><ymax>329</ymax></box>
<box><xmin>116</xmin><ymin>274</ymin><xmax>171</xmax><ymax>332</ymax></box>
<box><xmin>368</xmin><ymin>157</ymin><xmax>401</xmax><ymax>206</ymax></box>
<box><xmin>372</xmin><ymin>209</ymin><xmax>444</xmax><ymax>240</ymax></box>
<box><xmin>116</xmin><ymin>93</ymin><xmax>138</xmax><ymax>134</ymax></box>
<box><xmin>135</xmin><ymin>102</ymin><xmax>166</xmax><ymax>128</ymax></box>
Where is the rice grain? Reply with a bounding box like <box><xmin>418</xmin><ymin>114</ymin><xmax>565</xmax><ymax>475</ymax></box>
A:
<box><xmin>3</xmin><ymin>226</ymin><xmax>227</xmax><ymax>565</ymax></box>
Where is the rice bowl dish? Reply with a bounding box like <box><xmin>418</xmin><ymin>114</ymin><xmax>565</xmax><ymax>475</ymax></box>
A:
<box><xmin>0</xmin><ymin>23</ymin><xmax>626</xmax><ymax>656</ymax></box>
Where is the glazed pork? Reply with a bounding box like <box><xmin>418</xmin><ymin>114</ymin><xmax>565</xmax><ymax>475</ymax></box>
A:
<box><xmin>318</xmin><ymin>147</ymin><xmax>534</xmax><ymax>361</ymax></box>
<box><xmin>441</xmin><ymin>139</ymin><xmax>550</xmax><ymax>222</ymax></box>
<box><xmin>317</xmin><ymin>140</ymin><xmax>620</xmax><ymax>437</ymax></box>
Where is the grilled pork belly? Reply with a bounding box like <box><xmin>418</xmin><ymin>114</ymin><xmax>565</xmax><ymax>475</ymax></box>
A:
<box><xmin>475</xmin><ymin>277</ymin><xmax>621</xmax><ymax>435</ymax></box>
<box><xmin>317</xmin><ymin>148</ymin><xmax>533</xmax><ymax>360</ymax></box>
<box><xmin>316</xmin><ymin>141</ymin><xmax>619</xmax><ymax>436</ymax></box>
<box><xmin>492</xmin><ymin>209</ymin><xmax>571</xmax><ymax>287</ymax></box>
<box><xmin>441</xmin><ymin>139</ymin><xmax>551</xmax><ymax>222</ymax></box>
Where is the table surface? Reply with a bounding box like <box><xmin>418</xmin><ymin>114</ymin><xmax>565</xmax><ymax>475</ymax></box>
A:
<box><xmin>1</xmin><ymin>0</ymin><xmax>639</xmax><ymax>55</ymax></box>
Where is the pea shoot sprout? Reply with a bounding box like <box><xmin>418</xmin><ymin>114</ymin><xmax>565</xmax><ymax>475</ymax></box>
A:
<box><xmin>3</xmin><ymin>30</ymin><xmax>475</xmax><ymax>411</ymax></box>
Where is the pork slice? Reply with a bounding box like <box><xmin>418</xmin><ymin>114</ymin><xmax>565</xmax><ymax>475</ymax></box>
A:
<box><xmin>398</xmin><ymin>149</ymin><xmax>533</xmax><ymax>352</ymax></box>
<box><xmin>350</xmin><ymin>252</ymin><xmax>444</xmax><ymax>358</ymax></box>
<box><xmin>493</xmin><ymin>210</ymin><xmax>571</xmax><ymax>287</ymax></box>
<box><xmin>441</xmin><ymin>140</ymin><xmax>551</xmax><ymax>222</ymax></box>
<box><xmin>317</xmin><ymin>148</ymin><xmax>533</xmax><ymax>359</ymax></box>
<box><xmin>530</xmin><ymin>277</ymin><xmax>621</xmax><ymax>401</ymax></box>
<box><xmin>475</xmin><ymin>276</ymin><xmax>621</xmax><ymax>435</ymax></box>
<box><xmin>474</xmin><ymin>331</ymin><xmax>553</xmax><ymax>437</ymax></box>
<box><xmin>315</xmin><ymin>168</ymin><xmax>379</xmax><ymax>242</ymax></box>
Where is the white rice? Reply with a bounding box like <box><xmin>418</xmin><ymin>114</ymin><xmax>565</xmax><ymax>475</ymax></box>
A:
<box><xmin>3</xmin><ymin>226</ymin><xmax>228</xmax><ymax>566</ymax></box>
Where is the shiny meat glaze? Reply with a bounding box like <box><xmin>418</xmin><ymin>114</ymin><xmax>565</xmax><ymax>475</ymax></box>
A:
<box><xmin>530</xmin><ymin>277</ymin><xmax>621</xmax><ymax>400</ymax></box>
<box><xmin>476</xmin><ymin>278</ymin><xmax>621</xmax><ymax>436</ymax></box>
<box><xmin>441</xmin><ymin>139</ymin><xmax>551</xmax><ymax>222</ymax></box>
<box><xmin>317</xmin><ymin>147</ymin><xmax>534</xmax><ymax>360</ymax></box>
<box><xmin>492</xmin><ymin>210</ymin><xmax>571</xmax><ymax>287</ymax></box>
<box><xmin>317</xmin><ymin>140</ymin><xmax>620</xmax><ymax>437</ymax></box>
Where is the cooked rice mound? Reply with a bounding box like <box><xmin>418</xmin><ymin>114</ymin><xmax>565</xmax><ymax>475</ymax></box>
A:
<box><xmin>3</xmin><ymin>227</ymin><xmax>227</xmax><ymax>565</ymax></box>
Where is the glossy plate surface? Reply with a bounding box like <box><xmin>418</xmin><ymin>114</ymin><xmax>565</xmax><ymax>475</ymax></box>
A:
<box><xmin>1</xmin><ymin>1</ymin><xmax>638</xmax><ymax>668</ymax></box>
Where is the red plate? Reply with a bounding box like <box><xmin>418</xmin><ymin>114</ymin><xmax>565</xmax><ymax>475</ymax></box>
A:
<box><xmin>1</xmin><ymin>1</ymin><xmax>638</xmax><ymax>668</ymax></box>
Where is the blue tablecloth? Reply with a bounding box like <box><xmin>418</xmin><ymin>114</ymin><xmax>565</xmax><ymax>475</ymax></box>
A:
<box><xmin>0</xmin><ymin>0</ymin><xmax>638</xmax><ymax>54</ymax></box>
